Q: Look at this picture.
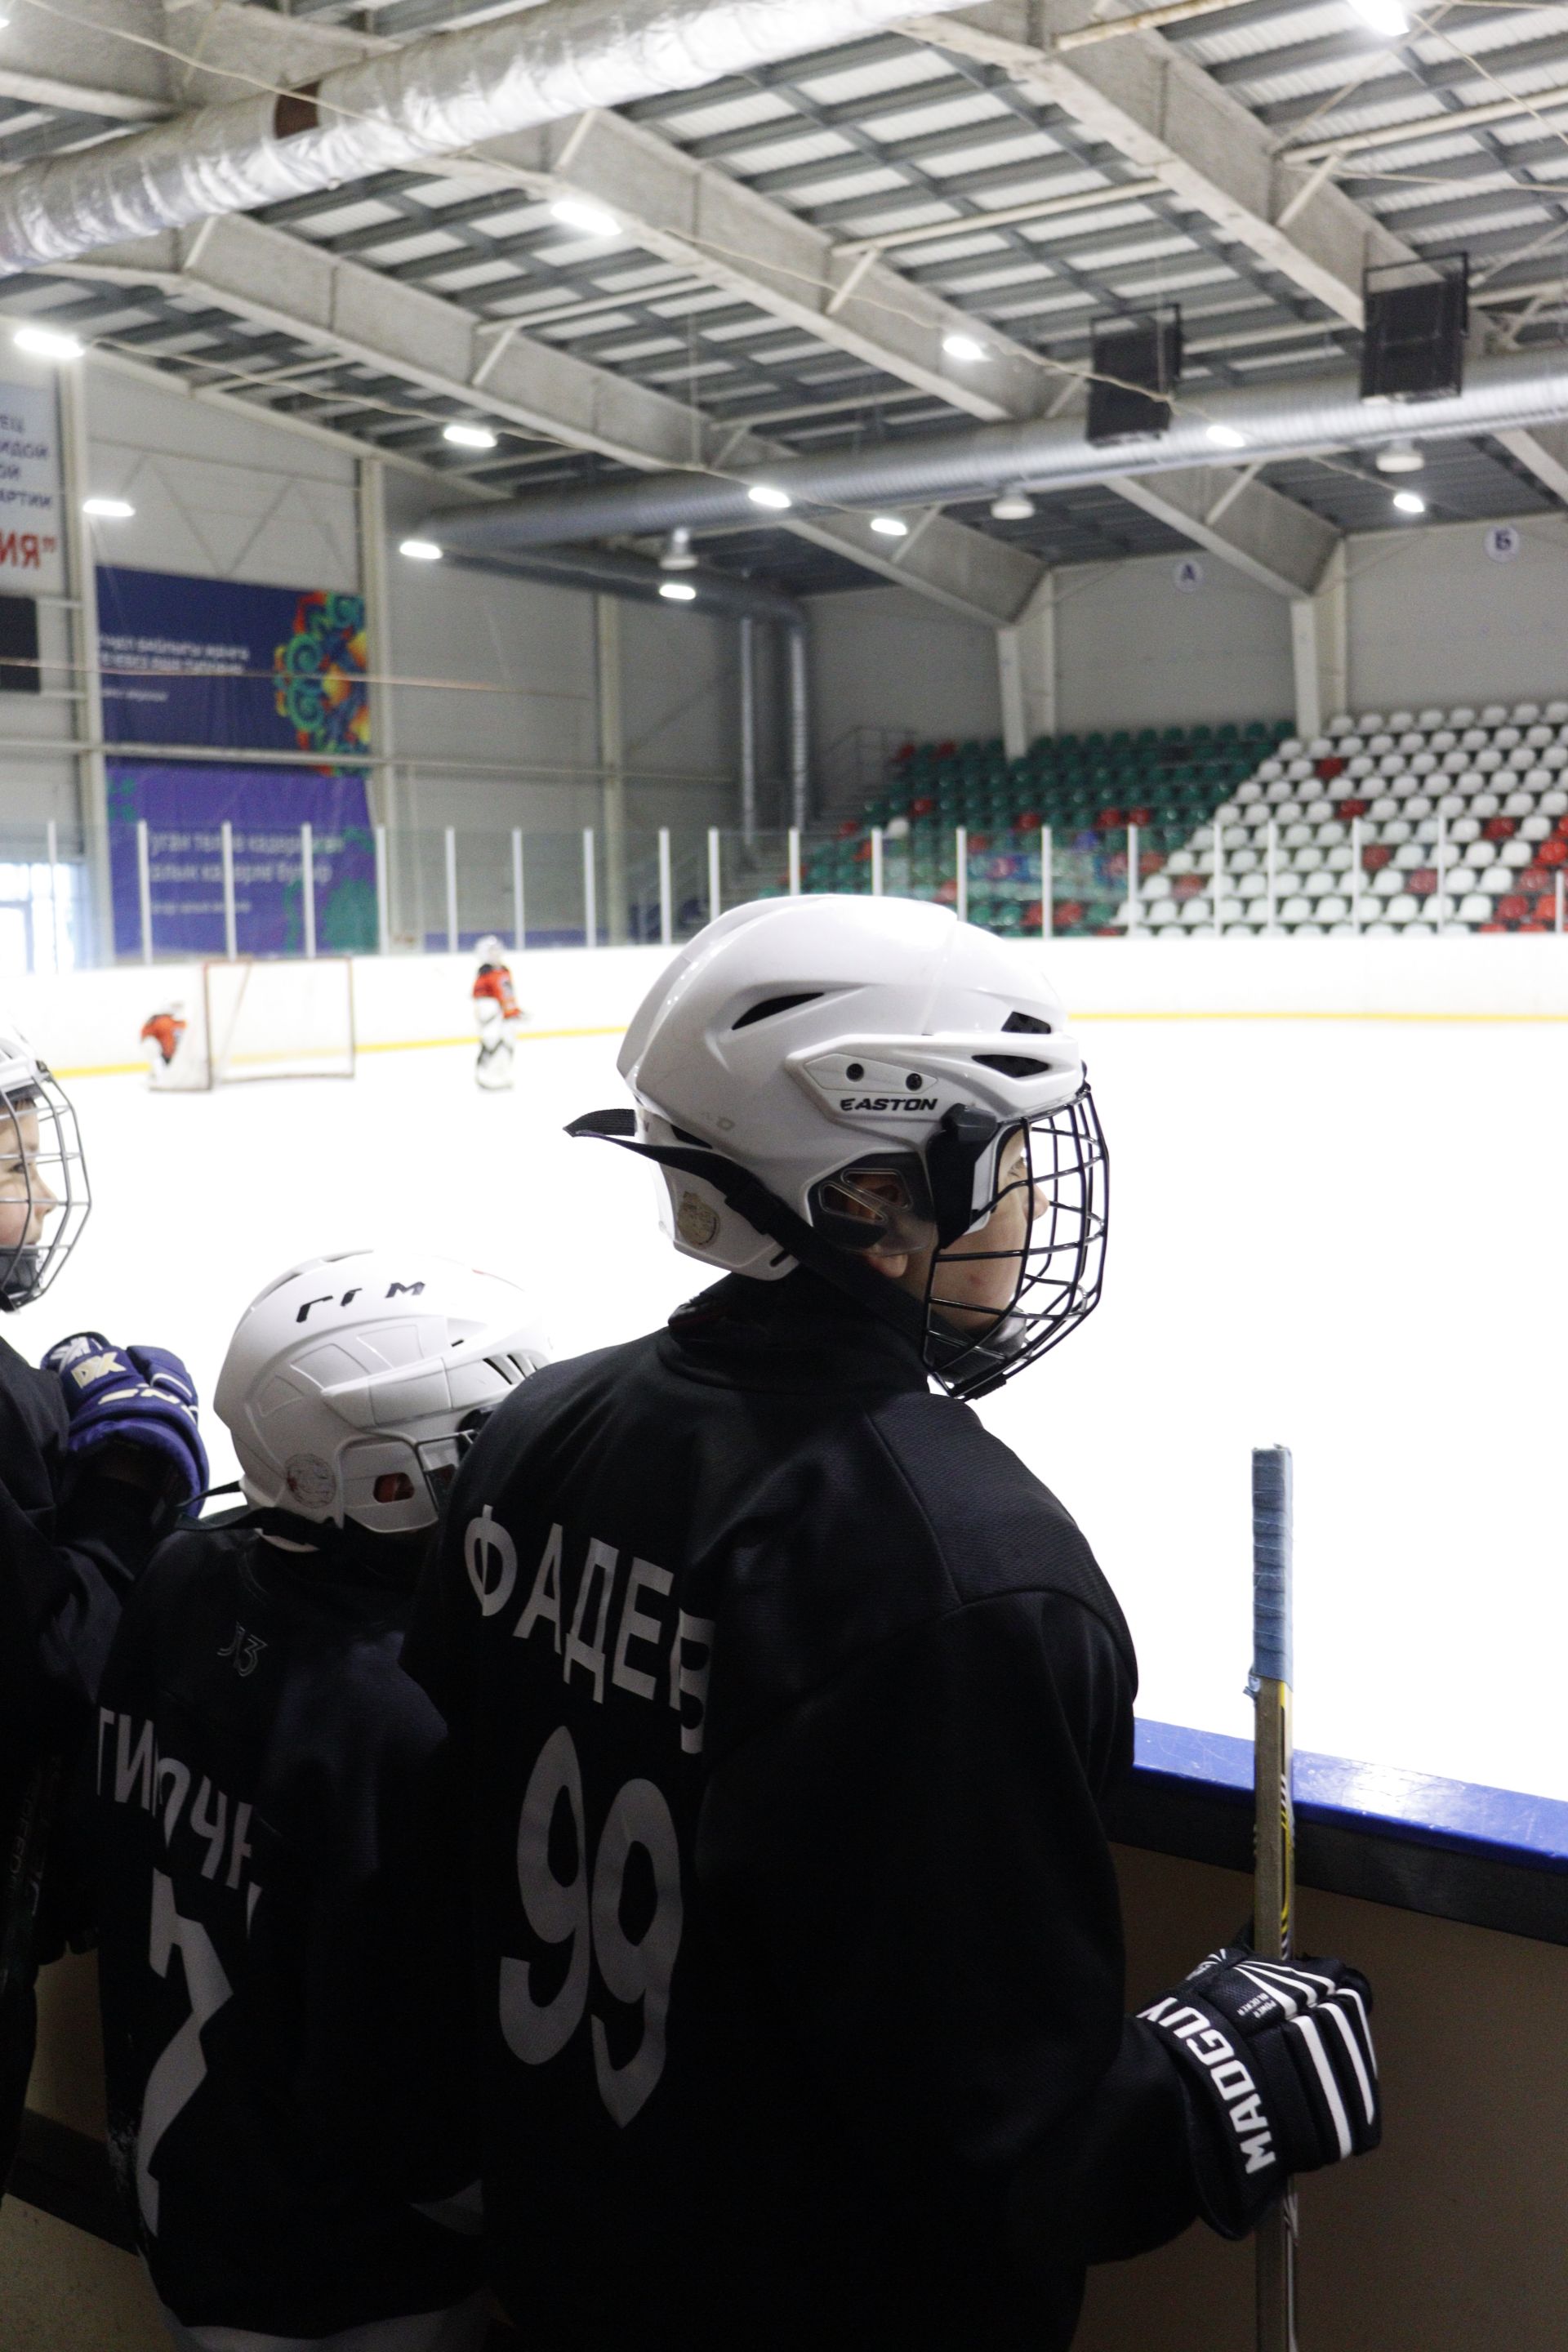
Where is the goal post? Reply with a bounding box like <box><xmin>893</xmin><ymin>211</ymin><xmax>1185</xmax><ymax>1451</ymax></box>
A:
<box><xmin>201</xmin><ymin>958</ymin><xmax>356</xmax><ymax>1087</ymax></box>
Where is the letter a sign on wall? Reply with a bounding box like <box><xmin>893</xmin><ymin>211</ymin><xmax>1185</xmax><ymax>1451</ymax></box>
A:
<box><xmin>0</xmin><ymin>376</ymin><xmax>64</xmax><ymax>596</ymax></box>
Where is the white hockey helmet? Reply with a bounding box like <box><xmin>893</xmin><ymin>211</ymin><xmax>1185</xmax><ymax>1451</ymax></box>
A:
<box><xmin>475</xmin><ymin>935</ymin><xmax>508</xmax><ymax>965</ymax></box>
<box><xmin>0</xmin><ymin>1023</ymin><xmax>91</xmax><ymax>1308</ymax></box>
<box><xmin>215</xmin><ymin>1249</ymin><xmax>551</xmax><ymax>1534</ymax></box>
<box><xmin>570</xmin><ymin>898</ymin><xmax>1106</xmax><ymax>1398</ymax></box>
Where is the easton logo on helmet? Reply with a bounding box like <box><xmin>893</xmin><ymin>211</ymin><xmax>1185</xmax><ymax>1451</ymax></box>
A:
<box><xmin>840</xmin><ymin>1096</ymin><xmax>939</xmax><ymax>1113</ymax></box>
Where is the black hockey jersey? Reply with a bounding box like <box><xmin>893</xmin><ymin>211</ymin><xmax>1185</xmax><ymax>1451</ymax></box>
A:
<box><xmin>95</xmin><ymin>1518</ymin><xmax>484</xmax><ymax>2338</ymax></box>
<box><xmin>1</xmin><ymin>1331</ymin><xmax>167</xmax><ymax>2186</ymax></box>
<box><xmin>404</xmin><ymin>1271</ymin><xmax>1204</xmax><ymax>2352</ymax></box>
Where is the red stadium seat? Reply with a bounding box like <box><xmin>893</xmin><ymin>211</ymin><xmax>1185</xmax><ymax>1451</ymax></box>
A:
<box><xmin>1483</xmin><ymin>815</ymin><xmax>1517</xmax><ymax>841</ymax></box>
<box><xmin>1054</xmin><ymin>900</ymin><xmax>1083</xmax><ymax>928</ymax></box>
<box><xmin>1533</xmin><ymin>895</ymin><xmax>1560</xmax><ymax>922</ymax></box>
<box><xmin>1174</xmin><ymin>875</ymin><xmax>1206</xmax><ymax>901</ymax></box>
<box><xmin>1519</xmin><ymin>867</ymin><xmax>1548</xmax><ymax>894</ymax></box>
<box><xmin>1316</xmin><ymin>755</ymin><xmax>1347</xmax><ymax>779</ymax></box>
<box><xmin>1363</xmin><ymin>842</ymin><xmax>1392</xmax><ymax>871</ymax></box>
<box><xmin>1129</xmin><ymin>805</ymin><xmax>1152</xmax><ymax>826</ymax></box>
<box><xmin>1539</xmin><ymin>839</ymin><xmax>1568</xmax><ymax>867</ymax></box>
<box><xmin>1338</xmin><ymin>798</ymin><xmax>1370</xmax><ymax>819</ymax></box>
<box><xmin>1410</xmin><ymin>867</ymin><xmax>1437</xmax><ymax>897</ymax></box>
<box><xmin>1018</xmin><ymin>811</ymin><xmax>1042</xmax><ymax>832</ymax></box>
<box><xmin>1097</xmin><ymin>808</ymin><xmax>1125</xmax><ymax>829</ymax></box>
<box><xmin>1497</xmin><ymin>894</ymin><xmax>1529</xmax><ymax>923</ymax></box>
<box><xmin>912</xmin><ymin>795</ymin><xmax>935</xmax><ymax>816</ymax></box>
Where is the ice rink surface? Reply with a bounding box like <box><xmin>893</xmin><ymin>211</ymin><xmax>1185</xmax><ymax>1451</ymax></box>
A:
<box><xmin>21</xmin><ymin>1007</ymin><xmax>1566</xmax><ymax>1808</ymax></box>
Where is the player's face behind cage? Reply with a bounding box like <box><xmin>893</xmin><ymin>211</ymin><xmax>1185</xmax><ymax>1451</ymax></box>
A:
<box><xmin>832</xmin><ymin>1094</ymin><xmax>1107</xmax><ymax>1397</ymax></box>
<box><xmin>0</xmin><ymin>1073</ymin><xmax>89</xmax><ymax>1307</ymax></box>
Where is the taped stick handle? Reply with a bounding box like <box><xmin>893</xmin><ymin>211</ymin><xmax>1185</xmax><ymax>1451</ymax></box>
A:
<box><xmin>1250</xmin><ymin>1445</ymin><xmax>1293</xmax><ymax>1693</ymax></box>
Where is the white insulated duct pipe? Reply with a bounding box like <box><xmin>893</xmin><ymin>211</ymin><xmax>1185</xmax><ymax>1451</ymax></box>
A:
<box><xmin>0</xmin><ymin>0</ymin><xmax>982</xmax><ymax>270</ymax></box>
<box><xmin>426</xmin><ymin>345</ymin><xmax>1568</xmax><ymax>548</ymax></box>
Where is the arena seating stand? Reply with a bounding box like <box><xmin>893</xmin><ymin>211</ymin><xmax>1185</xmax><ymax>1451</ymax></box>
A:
<box><xmin>790</xmin><ymin>702</ymin><xmax>1568</xmax><ymax>937</ymax></box>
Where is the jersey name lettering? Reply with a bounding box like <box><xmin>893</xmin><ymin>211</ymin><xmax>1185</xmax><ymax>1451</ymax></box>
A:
<box><xmin>96</xmin><ymin>1708</ymin><xmax>256</xmax><ymax>1895</ymax></box>
<box><xmin>469</xmin><ymin>1515</ymin><xmax>715</xmax><ymax>1755</ymax></box>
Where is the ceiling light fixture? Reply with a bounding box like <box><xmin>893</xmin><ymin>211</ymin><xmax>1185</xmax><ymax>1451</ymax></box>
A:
<box><xmin>549</xmin><ymin>195</ymin><xmax>621</xmax><ymax>239</ymax></box>
<box><xmin>82</xmin><ymin>496</ymin><xmax>134</xmax><ymax>519</ymax></box>
<box><xmin>659</xmin><ymin>526</ymin><xmax>697</xmax><ymax>571</ymax></box>
<box><xmin>747</xmin><ymin>483</ymin><xmax>792</xmax><ymax>510</ymax></box>
<box><xmin>399</xmin><ymin>537</ymin><xmax>443</xmax><ymax>561</ymax></box>
<box><xmin>942</xmin><ymin>332</ymin><xmax>987</xmax><ymax>363</ymax></box>
<box><xmin>1346</xmin><ymin>0</ymin><xmax>1409</xmax><ymax>34</ymax></box>
<box><xmin>443</xmin><ymin>421</ymin><xmax>497</xmax><ymax>450</ymax></box>
<box><xmin>659</xmin><ymin>579</ymin><xmax>698</xmax><ymax>602</ymax></box>
<box><xmin>1374</xmin><ymin>438</ymin><xmax>1425</xmax><ymax>474</ymax></box>
<box><xmin>990</xmin><ymin>490</ymin><xmax>1036</xmax><ymax>521</ymax></box>
<box><xmin>14</xmin><ymin>323</ymin><xmax>83</xmax><ymax>362</ymax></box>
<box><xmin>1205</xmin><ymin>421</ymin><xmax>1248</xmax><ymax>450</ymax></box>
<box><xmin>869</xmin><ymin>514</ymin><xmax>909</xmax><ymax>537</ymax></box>
<box><xmin>1392</xmin><ymin>489</ymin><xmax>1427</xmax><ymax>516</ymax></box>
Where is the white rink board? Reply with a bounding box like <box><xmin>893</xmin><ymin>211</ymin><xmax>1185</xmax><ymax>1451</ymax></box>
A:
<box><xmin>7</xmin><ymin>939</ymin><xmax>1566</xmax><ymax>1809</ymax></box>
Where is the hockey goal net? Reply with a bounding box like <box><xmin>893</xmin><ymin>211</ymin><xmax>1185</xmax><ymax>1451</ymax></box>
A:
<box><xmin>200</xmin><ymin>959</ymin><xmax>356</xmax><ymax>1087</ymax></box>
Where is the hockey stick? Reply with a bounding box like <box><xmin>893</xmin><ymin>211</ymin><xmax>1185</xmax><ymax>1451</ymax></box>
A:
<box><xmin>0</xmin><ymin>1753</ymin><xmax>61</xmax><ymax>2002</ymax></box>
<box><xmin>1250</xmin><ymin>1445</ymin><xmax>1298</xmax><ymax>2352</ymax></box>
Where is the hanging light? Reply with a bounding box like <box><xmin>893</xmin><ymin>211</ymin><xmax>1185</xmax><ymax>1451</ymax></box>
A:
<box><xmin>550</xmin><ymin>195</ymin><xmax>621</xmax><ymax>239</ymax></box>
<box><xmin>1375</xmin><ymin>438</ymin><xmax>1425</xmax><ymax>474</ymax></box>
<box><xmin>1205</xmin><ymin>422</ymin><xmax>1248</xmax><ymax>451</ymax></box>
<box><xmin>747</xmin><ymin>483</ymin><xmax>792</xmax><ymax>511</ymax></box>
<box><xmin>659</xmin><ymin>579</ymin><xmax>698</xmax><ymax>602</ymax></box>
<box><xmin>443</xmin><ymin>421</ymin><xmax>497</xmax><ymax>451</ymax></box>
<box><xmin>399</xmin><ymin>538</ymin><xmax>443</xmax><ymax>561</ymax></box>
<box><xmin>942</xmin><ymin>332</ymin><xmax>987</xmax><ymax>363</ymax></box>
<box><xmin>869</xmin><ymin>514</ymin><xmax>909</xmax><ymax>537</ymax></box>
<box><xmin>83</xmin><ymin>496</ymin><xmax>135</xmax><ymax>519</ymax></box>
<box><xmin>1392</xmin><ymin>489</ymin><xmax>1427</xmax><ymax>516</ymax></box>
<box><xmin>1347</xmin><ymin>0</ymin><xmax>1409</xmax><ymax>33</ymax></box>
<box><xmin>659</xmin><ymin>527</ymin><xmax>697</xmax><ymax>571</ymax></box>
<box><xmin>990</xmin><ymin>490</ymin><xmax>1036</xmax><ymax>521</ymax></box>
<box><xmin>14</xmin><ymin>323</ymin><xmax>83</xmax><ymax>361</ymax></box>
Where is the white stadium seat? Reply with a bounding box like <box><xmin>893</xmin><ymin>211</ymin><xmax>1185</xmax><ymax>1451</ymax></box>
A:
<box><xmin>1365</xmin><ymin>920</ymin><xmax>1397</xmax><ymax>937</ymax></box>
<box><xmin>1450</xmin><ymin>706</ymin><xmax>1477</xmax><ymax>727</ymax></box>
<box><xmin>1388</xmin><ymin>710</ymin><xmax>1415</xmax><ymax>731</ymax></box>
<box><xmin>1437</xmin><ymin>795</ymin><xmax>1464</xmax><ymax>817</ymax></box>
<box><xmin>1386</xmin><ymin>893</ymin><xmax>1419</xmax><ymax>924</ymax></box>
<box><xmin>1500</xmin><ymin>840</ymin><xmax>1533</xmax><ymax>869</ymax></box>
<box><xmin>1544</xmin><ymin>701</ymin><xmax>1568</xmax><ymax>724</ymax></box>
<box><xmin>1480</xmin><ymin>865</ymin><xmax>1512</xmax><ymax>893</ymax></box>
<box><xmin>1370</xmin><ymin>869</ymin><xmax>1402</xmax><ymax>898</ymax></box>
<box><xmin>1405</xmin><ymin>796</ymin><xmax>1433</xmax><ymax>820</ymax></box>
<box><xmin>1459</xmin><ymin>893</ymin><xmax>1494</xmax><ymax>923</ymax></box>
<box><xmin>1393</xmin><ymin>842</ymin><xmax>1427</xmax><ymax>871</ymax></box>
<box><xmin>1507</xmin><ymin>746</ymin><xmax>1535</xmax><ymax>771</ymax></box>
<box><xmin>1526</xmin><ymin>725</ymin><xmax>1553</xmax><ymax>749</ymax></box>
<box><xmin>1494</xmin><ymin>726</ymin><xmax>1521</xmax><ymax>751</ymax></box>
<box><xmin>1481</xmin><ymin>704</ymin><xmax>1508</xmax><ymax>726</ymax></box>
<box><xmin>1450</xmin><ymin>815</ymin><xmax>1481</xmax><ymax>843</ymax></box>
<box><xmin>1180</xmin><ymin>898</ymin><xmax>1212</xmax><ymax>927</ymax></box>
<box><xmin>1471</xmin><ymin>793</ymin><xmax>1500</xmax><ymax>819</ymax></box>
<box><xmin>1397</xmin><ymin>733</ymin><xmax>1424</xmax><ymax>755</ymax></box>
<box><xmin>1475</xmin><ymin>748</ymin><xmax>1503</xmax><ymax>772</ymax></box>
<box><xmin>1503</xmin><ymin>791</ymin><xmax>1536</xmax><ymax>817</ymax></box>
<box><xmin>1316</xmin><ymin>893</ymin><xmax>1350</xmax><ymax>924</ymax></box>
<box><xmin>1440</xmin><ymin>749</ymin><xmax>1468</xmax><ymax>773</ymax></box>
<box><xmin>1512</xmin><ymin>702</ymin><xmax>1540</xmax><ymax>724</ymax></box>
<box><xmin>1418</xmin><ymin>709</ymin><xmax>1446</xmax><ymax>729</ymax></box>
<box><xmin>1327</xmin><ymin>712</ymin><xmax>1356</xmax><ymax>734</ymax></box>
<box><xmin>1540</xmin><ymin>789</ymin><xmax>1568</xmax><ymax>815</ymax></box>
<box><xmin>1460</xmin><ymin>728</ymin><xmax>1487</xmax><ymax>750</ymax></box>
<box><xmin>1278</xmin><ymin>894</ymin><xmax>1312</xmax><ymax>924</ymax></box>
<box><xmin>1379</xmin><ymin>817</ymin><xmax>1411</xmax><ymax>843</ymax></box>
<box><xmin>1356</xmin><ymin>715</ymin><xmax>1386</xmax><ymax>734</ymax></box>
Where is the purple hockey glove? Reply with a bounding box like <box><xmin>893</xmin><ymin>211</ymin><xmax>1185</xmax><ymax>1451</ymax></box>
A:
<box><xmin>42</xmin><ymin>1332</ymin><xmax>208</xmax><ymax>1503</ymax></box>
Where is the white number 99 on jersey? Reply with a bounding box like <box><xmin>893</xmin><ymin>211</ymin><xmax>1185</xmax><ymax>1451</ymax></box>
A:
<box><xmin>500</xmin><ymin>1725</ymin><xmax>683</xmax><ymax>2128</ymax></box>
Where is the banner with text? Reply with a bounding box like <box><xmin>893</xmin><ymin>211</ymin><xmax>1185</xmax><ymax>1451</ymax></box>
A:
<box><xmin>97</xmin><ymin>566</ymin><xmax>369</xmax><ymax>756</ymax></box>
<box><xmin>0</xmin><ymin>377</ymin><xmax>64</xmax><ymax>598</ymax></box>
<box><xmin>109</xmin><ymin>764</ymin><xmax>376</xmax><ymax>958</ymax></box>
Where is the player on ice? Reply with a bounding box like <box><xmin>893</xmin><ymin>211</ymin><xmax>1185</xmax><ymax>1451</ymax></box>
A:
<box><xmin>0</xmin><ymin>1025</ymin><xmax>207</xmax><ymax>2197</ymax></box>
<box><xmin>407</xmin><ymin>898</ymin><xmax>1380</xmax><ymax>2351</ymax></box>
<box><xmin>472</xmin><ymin>935</ymin><xmax>523</xmax><ymax>1091</ymax></box>
<box><xmin>140</xmin><ymin>1002</ymin><xmax>189</xmax><ymax>1089</ymax></box>
<box><xmin>95</xmin><ymin>1250</ymin><xmax>552</xmax><ymax>2352</ymax></box>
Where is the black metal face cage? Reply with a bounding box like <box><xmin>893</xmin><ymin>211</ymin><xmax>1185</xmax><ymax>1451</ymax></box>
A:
<box><xmin>0</xmin><ymin>1066</ymin><xmax>91</xmax><ymax>1310</ymax></box>
<box><xmin>920</xmin><ymin>1089</ymin><xmax>1109</xmax><ymax>1401</ymax></box>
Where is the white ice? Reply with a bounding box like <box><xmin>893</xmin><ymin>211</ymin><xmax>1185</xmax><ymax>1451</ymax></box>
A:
<box><xmin>20</xmin><ymin>1010</ymin><xmax>1566</xmax><ymax>1807</ymax></box>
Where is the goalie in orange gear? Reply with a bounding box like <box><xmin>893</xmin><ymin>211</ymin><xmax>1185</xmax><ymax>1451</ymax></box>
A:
<box><xmin>472</xmin><ymin>937</ymin><xmax>523</xmax><ymax>1092</ymax></box>
<box><xmin>139</xmin><ymin>1004</ymin><xmax>188</xmax><ymax>1089</ymax></box>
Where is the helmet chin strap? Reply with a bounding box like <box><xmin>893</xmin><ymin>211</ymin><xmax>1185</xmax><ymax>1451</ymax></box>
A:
<box><xmin>567</xmin><ymin>1109</ymin><xmax>937</xmax><ymax>1365</ymax></box>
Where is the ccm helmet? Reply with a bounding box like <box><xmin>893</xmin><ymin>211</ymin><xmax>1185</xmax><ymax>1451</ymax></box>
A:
<box><xmin>215</xmin><ymin>1250</ymin><xmax>551</xmax><ymax>1534</ymax></box>
<box><xmin>0</xmin><ymin>1024</ymin><xmax>91</xmax><ymax>1308</ymax></box>
<box><xmin>570</xmin><ymin>897</ymin><xmax>1106</xmax><ymax>1398</ymax></box>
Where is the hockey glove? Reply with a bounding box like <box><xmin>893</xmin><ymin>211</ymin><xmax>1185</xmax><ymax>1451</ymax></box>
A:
<box><xmin>42</xmin><ymin>1333</ymin><xmax>209</xmax><ymax>1503</ymax></box>
<box><xmin>1138</xmin><ymin>1945</ymin><xmax>1379</xmax><ymax>2238</ymax></box>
